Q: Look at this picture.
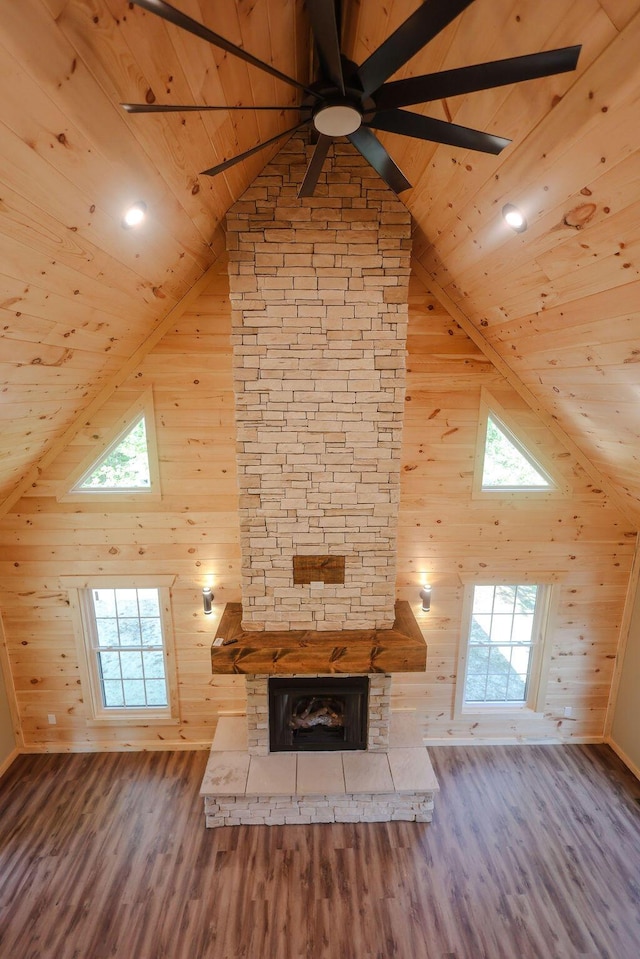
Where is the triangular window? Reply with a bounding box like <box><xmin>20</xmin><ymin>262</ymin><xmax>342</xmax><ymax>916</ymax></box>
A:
<box><xmin>473</xmin><ymin>392</ymin><xmax>563</xmax><ymax>496</ymax></box>
<box><xmin>482</xmin><ymin>414</ymin><xmax>554</xmax><ymax>491</ymax></box>
<box><xmin>76</xmin><ymin>415</ymin><xmax>151</xmax><ymax>491</ymax></box>
<box><xmin>60</xmin><ymin>391</ymin><xmax>160</xmax><ymax>501</ymax></box>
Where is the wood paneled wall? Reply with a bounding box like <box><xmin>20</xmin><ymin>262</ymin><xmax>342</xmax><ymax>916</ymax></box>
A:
<box><xmin>0</xmin><ymin>258</ymin><xmax>244</xmax><ymax>750</ymax></box>
<box><xmin>0</xmin><ymin>261</ymin><xmax>635</xmax><ymax>750</ymax></box>
<box><xmin>395</xmin><ymin>277</ymin><xmax>636</xmax><ymax>741</ymax></box>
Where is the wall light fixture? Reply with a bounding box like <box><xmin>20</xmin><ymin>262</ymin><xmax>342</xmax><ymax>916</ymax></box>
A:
<box><xmin>202</xmin><ymin>586</ymin><xmax>213</xmax><ymax>615</ymax></box>
<box><xmin>420</xmin><ymin>583</ymin><xmax>432</xmax><ymax>612</ymax></box>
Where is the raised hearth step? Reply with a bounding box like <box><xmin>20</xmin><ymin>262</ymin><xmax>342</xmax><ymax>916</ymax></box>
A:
<box><xmin>200</xmin><ymin>715</ymin><xmax>439</xmax><ymax>828</ymax></box>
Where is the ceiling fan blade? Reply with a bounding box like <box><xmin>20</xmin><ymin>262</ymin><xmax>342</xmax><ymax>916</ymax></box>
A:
<box><xmin>298</xmin><ymin>134</ymin><xmax>333</xmax><ymax>197</ymax></box>
<box><xmin>368</xmin><ymin>109</ymin><xmax>510</xmax><ymax>155</ymax></box>
<box><xmin>122</xmin><ymin>103</ymin><xmax>310</xmax><ymax>114</ymax></box>
<box><xmin>356</xmin><ymin>0</ymin><xmax>475</xmax><ymax>98</ymax></box>
<box><xmin>307</xmin><ymin>0</ymin><xmax>345</xmax><ymax>94</ymax></box>
<box><xmin>200</xmin><ymin>123</ymin><xmax>308</xmax><ymax>177</ymax></box>
<box><xmin>373</xmin><ymin>45</ymin><xmax>582</xmax><ymax>110</ymax></box>
<box><xmin>131</xmin><ymin>0</ymin><xmax>318</xmax><ymax>98</ymax></box>
<box><xmin>347</xmin><ymin>127</ymin><xmax>411</xmax><ymax>193</ymax></box>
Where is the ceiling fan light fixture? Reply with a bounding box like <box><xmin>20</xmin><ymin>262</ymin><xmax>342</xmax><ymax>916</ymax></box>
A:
<box><xmin>122</xmin><ymin>201</ymin><xmax>147</xmax><ymax>229</ymax></box>
<box><xmin>313</xmin><ymin>104</ymin><xmax>362</xmax><ymax>137</ymax></box>
<box><xmin>502</xmin><ymin>203</ymin><xmax>527</xmax><ymax>233</ymax></box>
<box><xmin>125</xmin><ymin>1</ymin><xmax>582</xmax><ymax>199</ymax></box>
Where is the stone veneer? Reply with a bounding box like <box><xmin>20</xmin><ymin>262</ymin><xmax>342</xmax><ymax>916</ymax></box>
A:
<box><xmin>226</xmin><ymin>134</ymin><xmax>412</xmax><ymax>632</ymax></box>
<box><xmin>203</xmin><ymin>791</ymin><xmax>436</xmax><ymax>828</ymax></box>
<box><xmin>246</xmin><ymin>673</ymin><xmax>392</xmax><ymax>756</ymax></box>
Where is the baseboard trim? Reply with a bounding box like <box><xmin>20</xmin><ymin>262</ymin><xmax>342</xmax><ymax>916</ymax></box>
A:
<box><xmin>0</xmin><ymin>747</ymin><xmax>19</xmax><ymax>778</ymax></box>
<box><xmin>423</xmin><ymin>736</ymin><xmax>605</xmax><ymax>747</ymax></box>
<box><xmin>18</xmin><ymin>740</ymin><xmax>213</xmax><ymax>755</ymax></box>
<box><xmin>606</xmin><ymin>738</ymin><xmax>640</xmax><ymax>781</ymax></box>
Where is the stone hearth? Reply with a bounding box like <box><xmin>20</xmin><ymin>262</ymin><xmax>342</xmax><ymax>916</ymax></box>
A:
<box><xmin>201</xmin><ymin>714</ymin><xmax>439</xmax><ymax>828</ymax></box>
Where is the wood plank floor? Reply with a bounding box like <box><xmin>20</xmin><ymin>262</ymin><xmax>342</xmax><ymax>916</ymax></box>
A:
<box><xmin>0</xmin><ymin>744</ymin><xmax>639</xmax><ymax>959</ymax></box>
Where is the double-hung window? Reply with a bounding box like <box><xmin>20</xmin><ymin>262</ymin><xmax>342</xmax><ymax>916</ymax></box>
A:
<box><xmin>456</xmin><ymin>582</ymin><xmax>553</xmax><ymax>714</ymax></box>
<box><xmin>65</xmin><ymin>577</ymin><xmax>178</xmax><ymax>723</ymax></box>
<box><xmin>89</xmin><ymin>587</ymin><xmax>168</xmax><ymax>709</ymax></box>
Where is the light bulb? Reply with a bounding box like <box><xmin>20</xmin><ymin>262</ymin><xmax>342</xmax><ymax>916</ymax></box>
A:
<box><xmin>502</xmin><ymin>203</ymin><xmax>527</xmax><ymax>233</ymax></box>
<box><xmin>122</xmin><ymin>201</ymin><xmax>147</xmax><ymax>228</ymax></box>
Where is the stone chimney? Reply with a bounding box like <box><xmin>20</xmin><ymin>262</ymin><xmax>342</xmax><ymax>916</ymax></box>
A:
<box><xmin>226</xmin><ymin>133</ymin><xmax>412</xmax><ymax>632</ymax></box>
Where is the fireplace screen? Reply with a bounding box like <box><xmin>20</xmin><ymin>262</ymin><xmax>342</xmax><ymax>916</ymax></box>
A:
<box><xmin>268</xmin><ymin>677</ymin><xmax>369</xmax><ymax>752</ymax></box>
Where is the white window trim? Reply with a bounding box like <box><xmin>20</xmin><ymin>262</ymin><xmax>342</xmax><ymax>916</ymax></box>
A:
<box><xmin>63</xmin><ymin>575</ymin><xmax>179</xmax><ymax>725</ymax></box>
<box><xmin>454</xmin><ymin>577</ymin><xmax>559</xmax><ymax>719</ymax></box>
<box><xmin>58</xmin><ymin>389</ymin><xmax>161</xmax><ymax>503</ymax></box>
<box><xmin>472</xmin><ymin>389</ymin><xmax>569</xmax><ymax>499</ymax></box>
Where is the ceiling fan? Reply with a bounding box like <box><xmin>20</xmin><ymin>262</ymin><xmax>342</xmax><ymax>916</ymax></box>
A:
<box><xmin>123</xmin><ymin>0</ymin><xmax>581</xmax><ymax>197</ymax></box>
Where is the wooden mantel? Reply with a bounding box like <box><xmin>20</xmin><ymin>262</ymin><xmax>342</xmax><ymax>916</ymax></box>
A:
<box><xmin>211</xmin><ymin>601</ymin><xmax>427</xmax><ymax>675</ymax></box>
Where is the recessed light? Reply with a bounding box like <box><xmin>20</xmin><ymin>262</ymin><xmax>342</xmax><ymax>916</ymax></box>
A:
<box><xmin>502</xmin><ymin>203</ymin><xmax>527</xmax><ymax>233</ymax></box>
<box><xmin>122</xmin><ymin>201</ymin><xmax>147</xmax><ymax>229</ymax></box>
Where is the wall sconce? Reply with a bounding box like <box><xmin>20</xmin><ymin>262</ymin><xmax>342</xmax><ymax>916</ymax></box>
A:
<box><xmin>419</xmin><ymin>584</ymin><xmax>432</xmax><ymax>612</ymax></box>
<box><xmin>202</xmin><ymin>586</ymin><xmax>213</xmax><ymax>615</ymax></box>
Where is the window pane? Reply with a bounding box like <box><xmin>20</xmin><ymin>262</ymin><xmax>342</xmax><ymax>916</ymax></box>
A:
<box><xmin>515</xmin><ymin>585</ymin><xmax>538</xmax><ymax>613</ymax></box>
<box><xmin>142</xmin><ymin>650</ymin><xmax>165</xmax><ymax>679</ymax></box>
<box><xmin>138</xmin><ymin>589</ymin><xmax>160</xmax><ymax>617</ymax></box>
<box><xmin>512</xmin><ymin>614</ymin><xmax>535</xmax><ymax>643</ymax></box>
<box><xmin>123</xmin><ymin>679</ymin><xmax>146</xmax><ymax>707</ymax></box>
<box><xmin>78</xmin><ymin>417</ymin><xmax>151</xmax><ymax>491</ymax></box>
<box><xmin>464</xmin><ymin>646</ymin><xmax>490</xmax><ymax>702</ymax></box>
<box><xmin>485</xmin><ymin>674</ymin><xmax>508</xmax><ymax>701</ymax></box>
<box><xmin>505</xmin><ymin>675</ymin><xmax>528</xmax><ymax>701</ymax></box>
<box><xmin>470</xmin><ymin>615</ymin><xmax>491</xmax><ymax>643</ymax></box>
<box><xmin>120</xmin><ymin>650</ymin><xmax>143</xmax><ymax>679</ymax></box>
<box><xmin>98</xmin><ymin>651</ymin><xmax>121</xmax><ymax>680</ymax></box>
<box><xmin>96</xmin><ymin>617</ymin><xmax>119</xmax><ymax>647</ymax></box>
<box><xmin>115</xmin><ymin>589</ymin><xmax>138</xmax><ymax>618</ymax></box>
<box><xmin>93</xmin><ymin>589</ymin><xmax>116</xmax><ymax>617</ymax></box>
<box><xmin>140</xmin><ymin>619</ymin><xmax>163</xmax><ymax>647</ymax></box>
<box><xmin>489</xmin><ymin>615</ymin><xmax>513</xmax><ymax>644</ymax></box>
<box><xmin>145</xmin><ymin>680</ymin><xmax>168</xmax><ymax>707</ymax></box>
<box><xmin>505</xmin><ymin>659</ymin><xmax>529</xmax><ymax>701</ymax></box>
<box><xmin>493</xmin><ymin>585</ymin><xmax>516</xmax><ymax>614</ymax></box>
<box><xmin>511</xmin><ymin>647</ymin><xmax>531</xmax><ymax>673</ymax></box>
<box><xmin>482</xmin><ymin>415</ymin><xmax>552</xmax><ymax>489</ymax></box>
<box><xmin>472</xmin><ymin>585</ymin><xmax>495</xmax><ymax>615</ymax></box>
<box><xmin>102</xmin><ymin>680</ymin><xmax>124</xmax><ymax>707</ymax></box>
<box><xmin>489</xmin><ymin>647</ymin><xmax>512</xmax><ymax>675</ymax></box>
<box><xmin>118</xmin><ymin>618</ymin><xmax>142</xmax><ymax>645</ymax></box>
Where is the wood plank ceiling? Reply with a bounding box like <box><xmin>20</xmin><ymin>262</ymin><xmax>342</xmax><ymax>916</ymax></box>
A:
<box><xmin>1</xmin><ymin>1</ymin><xmax>640</xmax><ymax>522</ymax></box>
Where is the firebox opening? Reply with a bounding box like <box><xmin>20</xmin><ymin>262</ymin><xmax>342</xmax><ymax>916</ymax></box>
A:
<box><xmin>269</xmin><ymin>676</ymin><xmax>369</xmax><ymax>752</ymax></box>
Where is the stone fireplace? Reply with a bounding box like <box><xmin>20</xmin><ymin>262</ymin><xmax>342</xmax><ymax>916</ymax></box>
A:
<box><xmin>226</xmin><ymin>132</ymin><xmax>411</xmax><ymax>632</ymax></box>
<box><xmin>200</xmin><ymin>135</ymin><xmax>437</xmax><ymax>827</ymax></box>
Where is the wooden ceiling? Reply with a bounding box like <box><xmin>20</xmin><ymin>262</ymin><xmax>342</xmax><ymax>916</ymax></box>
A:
<box><xmin>2</xmin><ymin>1</ymin><xmax>640</xmax><ymax>523</ymax></box>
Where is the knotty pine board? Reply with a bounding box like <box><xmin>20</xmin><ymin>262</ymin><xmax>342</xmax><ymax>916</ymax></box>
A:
<box><xmin>0</xmin><ymin>266</ymin><xmax>635</xmax><ymax>749</ymax></box>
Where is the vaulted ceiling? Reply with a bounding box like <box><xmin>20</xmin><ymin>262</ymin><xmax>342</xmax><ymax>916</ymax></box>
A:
<box><xmin>2</xmin><ymin>0</ymin><xmax>640</xmax><ymax>524</ymax></box>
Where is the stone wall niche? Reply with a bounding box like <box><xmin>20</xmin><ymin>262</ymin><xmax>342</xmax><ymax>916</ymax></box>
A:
<box><xmin>226</xmin><ymin>134</ymin><xmax>412</xmax><ymax>631</ymax></box>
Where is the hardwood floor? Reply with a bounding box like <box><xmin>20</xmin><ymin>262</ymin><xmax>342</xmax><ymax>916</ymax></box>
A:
<box><xmin>0</xmin><ymin>744</ymin><xmax>639</xmax><ymax>959</ymax></box>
